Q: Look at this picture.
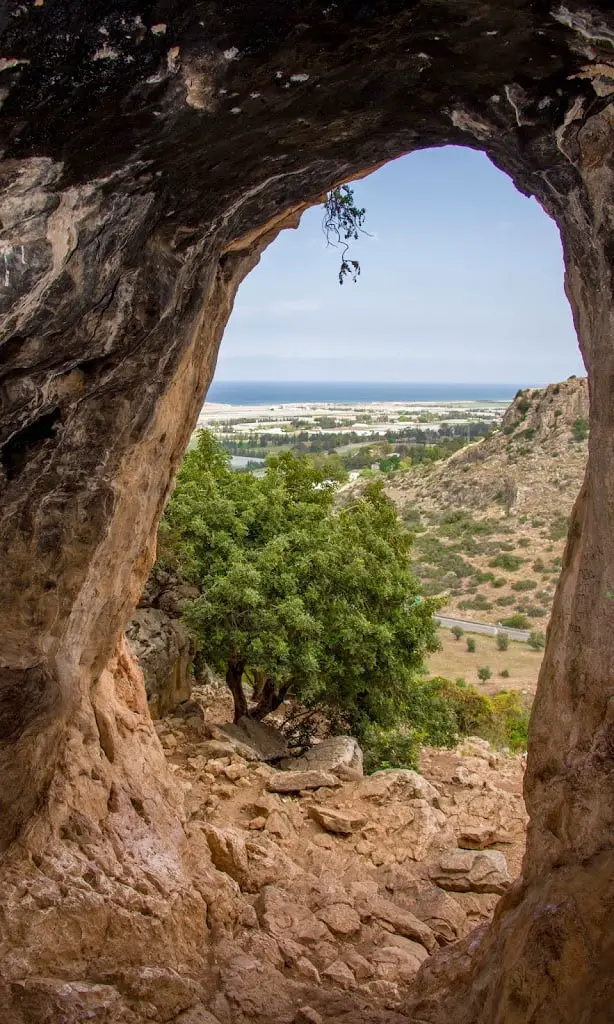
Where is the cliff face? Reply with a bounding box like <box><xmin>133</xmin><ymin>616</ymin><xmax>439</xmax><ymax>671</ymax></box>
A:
<box><xmin>0</xmin><ymin>3</ymin><xmax>614</xmax><ymax>1023</ymax></box>
<box><xmin>388</xmin><ymin>377</ymin><xmax>590</xmax><ymax>517</ymax></box>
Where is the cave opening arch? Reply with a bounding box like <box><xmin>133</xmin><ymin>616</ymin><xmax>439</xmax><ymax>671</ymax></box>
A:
<box><xmin>0</xmin><ymin>2</ymin><xmax>613</xmax><ymax>1021</ymax></box>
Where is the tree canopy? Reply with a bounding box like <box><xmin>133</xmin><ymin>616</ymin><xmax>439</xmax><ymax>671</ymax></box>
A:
<box><xmin>158</xmin><ymin>431</ymin><xmax>440</xmax><ymax>731</ymax></box>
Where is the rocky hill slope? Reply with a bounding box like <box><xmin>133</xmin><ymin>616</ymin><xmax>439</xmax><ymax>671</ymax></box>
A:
<box><xmin>152</xmin><ymin>686</ymin><xmax>526</xmax><ymax>1024</ymax></box>
<box><xmin>382</xmin><ymin>377</ymin><xmax>589</xmax><ymax>628</ymax></box>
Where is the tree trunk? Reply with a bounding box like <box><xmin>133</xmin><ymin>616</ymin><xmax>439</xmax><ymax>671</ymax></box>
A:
<box><xmin>226</xmin><ymin>656</ymin><xmax>248</xmax><ymax>723</ymax></box>
<box><xmin>252</xmin><ymin>678</ymin><xmax>289</xmax><ymax>720</ymax></box>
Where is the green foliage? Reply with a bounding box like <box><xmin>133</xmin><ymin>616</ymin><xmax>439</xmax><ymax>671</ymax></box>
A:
<box><xmin>500</xmin><ymin>613</ymin><xmax>530</xmax><ymax>629</ymax></box>
<box><xmin>459</xmin><ymin>595</ymin><xmax>492</xmax><ymax>612</ymax></box>
<box><xmin>363</xmin><ymin>676</ymin><xmax>532</xmax><ymax>763</ymax></box>
<box><xmin>511</xmin><ymin>579</ymin><xmax>537</xmax><ymax>592</ymax></box>
<box><xmin>500</xmin><ymin>668</ymin><xmax>510</xmax><ymax>678</ymax></box>
<box><xmin>489</xmin><ymin>553</ymin><xmax>524</xmax><ymax>572</ymax></box>
<box><xmin>496</xmin><ymin>633</ymin><xmax>509</xmax><ymax>651</ymax></box>
<box><xmin>495</xmin><ymin>595</ymin><xmax>516</xmax><ymax>607</ymax></box>
<box><xmin>160</xmin><ymin>430</ymin><xmax>440</xmax><ymax>729</ymax></box>
<box><xmin>466</xmin><ymin>637</ymin><xmax>476</xmax><ymax>653</ymax></box>
<box><xmin>477</xmin><ymin>666</ymin><xmax>492</xmax><ymax>682</ymax></box>
<box><xmin>362</xmin><ymin>726</ymin><xmax>420</xmax><ymax>773</ymax></box>
<box><xmin>451</xmin><ymin>626</ymin><xmax>464</xmax><ymax>641</ymax></box>
<box><xmin>323</xmin><ymin>184</ymin><xmax>367</xmax><ymax>284</ymax></box>
<box><xmin>516</xmin><ymin>397</ymin><xmax>530</xmax><ymax>415</ymax></box>
<box><xmin>427</xmin><ymin>677</ymin><xmax>493</xmax><ymax>735</ymax></box>
<box><xmin>571</xmin><ymin>417</ymin><xmax>589</xmax><ymax>442</ymax></box>
<box><xmin>489</xmin><ymin>691</ymin><xmax>530</xmax><ymax>750</ymax></box>
<box><xmin>528</xmin><ymin>630</ymin><xmax>546</xmax><ymax>650</ymax></box>
<box><xmin>492</xmin><ymin>577</ymin><xmax>507</xmax><ymax>588</ymax></box>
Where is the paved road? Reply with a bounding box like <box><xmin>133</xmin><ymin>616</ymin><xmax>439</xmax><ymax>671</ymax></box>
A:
<box><xmin>435</xmin><ymin>614</ymin><xmax>530</xmax><ymax>642</ymax></box>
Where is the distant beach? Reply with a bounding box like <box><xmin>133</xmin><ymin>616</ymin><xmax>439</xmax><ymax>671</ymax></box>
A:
<box><xmin>206</xmin><ymin>381</ymin><xmax>526</xmax><ymax>406</ymax></box>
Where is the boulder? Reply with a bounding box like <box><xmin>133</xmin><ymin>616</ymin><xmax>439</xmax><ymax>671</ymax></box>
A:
<box><xmin>321</xmin><ymin>960</ymin><xmax>356</xmax><ymax>990</ymax></box>
<box><xmin>354</xmin><ymin>769</ymin><xmax>439</xmax><ymax>805</ymax></box>
<box><xmin>355</xmin><ymin>894</ymin><xmax>437</xmax><ymax>952</ymax></box>
<box><xmin>430</xmin><ymin>849</ymin><xmax>511</xmax><ymax>894</ymax></box>
<box><xmin>307</xmin><ymin>805</ymin><xmax>367</xmax><ymax>835</ymax></box>
<box><xmin>280</xmin><ymin>736</ymin><xmax>363</xmax><ymax>776</ymax></box>
<box><xmin>126</xmin><ymin>607</ymin><xmax>193</xmax><ymax>717</ymax></box>
<box><xmin>217</xmin><ymin>717</ymin><xmax>289</xmax><ymax>762</ymax></box>
<box><xmin>266</xmin><ymin>771</ymin><xmax>340</xmax><ymax>793</ymax></box>
<box><xmin>316</xmin><ymin>903</ymin><xmax>361</xmax><ymax>936</ymax></box>
<box><xmin>456</xmin><ymin>826</ymin><xmax>499</xmax><ymax>850</ymax></box>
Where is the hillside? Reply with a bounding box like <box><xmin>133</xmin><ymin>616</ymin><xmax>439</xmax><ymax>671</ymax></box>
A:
<box><xmin>384</xmin><ymin>377</ymin><xmax>588</xmax><ymax>631</ymax></box>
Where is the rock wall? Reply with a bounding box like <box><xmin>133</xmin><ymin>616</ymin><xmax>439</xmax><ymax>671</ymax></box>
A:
<box><xmin>0</xmin><ymin>2</ymin><xmax>613</xmax><ymax>1021</ymax></box>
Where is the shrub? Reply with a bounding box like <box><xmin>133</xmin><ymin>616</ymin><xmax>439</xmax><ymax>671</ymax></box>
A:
<box><xmin>549</xmin><ymin>515</ymin><xmax>569</xmax><ymax>541</ymax></box>
<box><xmin>517</xmin><ymin>397</ymin><xmax>530</xmax><ymax>415</ymax></box>
<box><xmin>501</xmin><ymin>613</ymin><xmax>530</xmax><ymax>629</ymax></box>
<box><xmin>500</xmin><ymin>668</ymin><xmax>510</xmax><ymax>678</ymax></box>
<box><xmin>491</xmin><ymin>576</ymin><xmax>507</xmax><ymax>588</ymax></box>
<box><xmin>490</xmin><ymin>691</ymin><xmax>530</xmax><ymax>750</ymax></box>
<box><xmin>518</xmin><ymin>537</ymin><xmax>530</xmax><ymax>547</ymax></box>
<box><xmin>525</xmin><ymin>604</ymin><xmax>547</xmax><ymax>618</ymax></box>
<box><xmin>474</xmin><ymin>570</ymin><xmax>495</xmax><ymax>584</ymax></box>
<box><xmin>572</xmin><ymin>417</ymin><xmax>589</xmax><ymax>442</ymax></box>
<box><xmin>532</xmin><ymin>558</ymin><xmax>545</xmax><ymax>572</ymax></box>
<box><xmin>496</xmin><ymin>633</ymin><xmax>509</xmax><ymax>651</ymax></box>
<box><xmin>512</xmin><ymin>579</ymin><xmax>537</xmax><ymax>592</ymax></box>
<box><xmin>528</xmin><ymin>630</ymin><xmax>546</xmax><ymax>650</ymax></box>
<box><xmin>466</xmin><ymin>637</ymin><xmax>476</xmax><ymax>653</ymax></box>
<box><xmin>451</xmin><ymin>626</ymin><xmax>464</xmax><ymax>641</ymax></box>
<box><xmin>477</xmin><ymin>666</ymin><xmax>492</xmax><ymax>682</ymax></box>
<box><xmin>459</xmin><ymin>594</ymin><xmax>492</xmax><ymax>612</ymax></box>
<box><xmin>489</xmin><ymin>553</ymin><xmax>524</xmax><ymax>572</ymax></box>
<box><xmin>495</xmin><ymin>595</ymin><xmax>516</xmax><ymax>607</ymax></box>
<box><xmin>427</xmin><ymin>677</ymin><xmax>493</xmax><ymax>736</ymax></box>
<box><xmin>362</xmin><ymin>726</ymin><xmax>420</xmax><ymax>773</ymax></box>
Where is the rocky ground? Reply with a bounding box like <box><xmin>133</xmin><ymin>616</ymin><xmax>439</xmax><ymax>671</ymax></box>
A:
<box><xmin>154</xmin><ymin>686</ymin><xmax>527</xmax><ymax>1024</ymax></box>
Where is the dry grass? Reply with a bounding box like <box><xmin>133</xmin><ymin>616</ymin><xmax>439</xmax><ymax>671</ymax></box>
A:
<box><xmin>425</xmin><ymin>627</ymin><xmax>544</xmax><ymax>697</ymax></box>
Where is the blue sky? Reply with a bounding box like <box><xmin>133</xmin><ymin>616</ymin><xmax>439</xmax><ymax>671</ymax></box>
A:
<box><xmin>214</xmin><ymin>146</ymin><xmax>585</xmax><ymax>385</ymax></box>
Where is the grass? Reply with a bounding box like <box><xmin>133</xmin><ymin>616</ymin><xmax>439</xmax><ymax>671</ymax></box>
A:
<box><xmin>427</xmin><ymin>627</ymin><xmax>543</xmax><ymax>696</ymax></box>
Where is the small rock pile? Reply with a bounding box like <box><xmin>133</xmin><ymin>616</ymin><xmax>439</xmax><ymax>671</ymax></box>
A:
<box><xmin>155</xmin><ymin>693</ymin><xmax>527</xmax><ymax>1023</ymax></box>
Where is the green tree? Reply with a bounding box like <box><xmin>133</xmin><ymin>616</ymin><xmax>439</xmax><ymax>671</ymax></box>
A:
<box><xmin>496</xmin><ymin>633</ymin><xmax>509</xmax><ymax>651</ymax></box>
<box><xmin>159</xmin><ymin>431</ymin><xmax>440</xmax><ymax>730</ymax></box>
<box><xmin>451</xmin><ymin>626</ymin><xmax>464</xmax><ymax>641</ymax></box>
<box><xmin>477</xmin><ymin>666</ymin><xmax>492</xmax><ymax>683</ymax></box>
<box><xmin>467</xmin><ymin>637</ymin><xmax>476</xmax><ymax>653</ymax></box>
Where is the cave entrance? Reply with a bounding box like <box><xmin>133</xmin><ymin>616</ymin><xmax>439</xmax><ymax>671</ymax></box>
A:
<box><xmin>1</xmin><ymin>4</ymin><xmax>613</xmax><ymax>1021</ymax></box>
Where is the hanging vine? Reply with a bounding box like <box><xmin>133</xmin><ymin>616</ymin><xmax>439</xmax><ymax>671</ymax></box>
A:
<box><xmin>322</xmin><ymin>184</ymin><xmax>367</xmax><ymax>284</ymax></box>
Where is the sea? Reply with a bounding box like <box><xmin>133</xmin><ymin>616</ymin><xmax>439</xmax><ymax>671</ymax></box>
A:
<box><xmin>206</xmin><ymin>381</ymin><xmax>524</xmax><ymax>405</ymax></box>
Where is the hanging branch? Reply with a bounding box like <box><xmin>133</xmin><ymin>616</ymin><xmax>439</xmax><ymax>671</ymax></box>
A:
<box><xmin>322</xmin><ymin>184</ymin><xmax>367</xmax><ymax>284</ymax></box>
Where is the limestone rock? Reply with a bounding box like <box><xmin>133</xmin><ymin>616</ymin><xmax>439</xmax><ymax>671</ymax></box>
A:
<box><xmin>456</xmin><ymin>826</ymin><xmax>499</xmax><ymax>850</ymax></box>
<box><xmin>307</xmin><ymin>805</ymin><xmax>367</xmax><ymax>835</ymax></box>
<box><xmin>280</xmin><ymin>736</ymin><xmax>363</xmax><ymax>776</ymax></box>
<box><xmin>219</xmin><ymin>717</ymin><xmax>289</xmax><ymax>763</ymax></box>
<box><xmin>126</xmin><ymin>607</ymin><xmax>193</xmax><ymax>717</ymax></box>
<box><xmin>430</xmin><ymin>849</ymin><xmax>511</xmax><ymax>894</ymax></box>
<box><xmin>355</xmin><ymin>769</ymin><xmax>439</xmax><ymax>805</ymax></box>
<box><xmin>357</xmin><ymin>894</ymin><xmax>437</xmax><ymax>952</ymax></box>
<box><xmin>294</xmin><ymin>1008</ymin><xmax>323</xmax><ymax>1024</ymax></box>
<box><xmin>267</xmin><ymin>770</ymin><xmax>340</xmax><ymax>793</ymax></box>
<box><xmin>321</xmin><ymin>959</ymin><xmax>356</xmax><ymax>990</ymax></box>
<box><xmin>316</xmin><ymin>903</ymin><xmax>361</xmax><ymax>936</ymax></box>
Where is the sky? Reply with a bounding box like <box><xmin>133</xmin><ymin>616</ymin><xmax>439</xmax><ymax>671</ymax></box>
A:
<box><xmin>213</xmin><ymin>146</ymin><xmax>585</xmax><ymax>386</ymax></box>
